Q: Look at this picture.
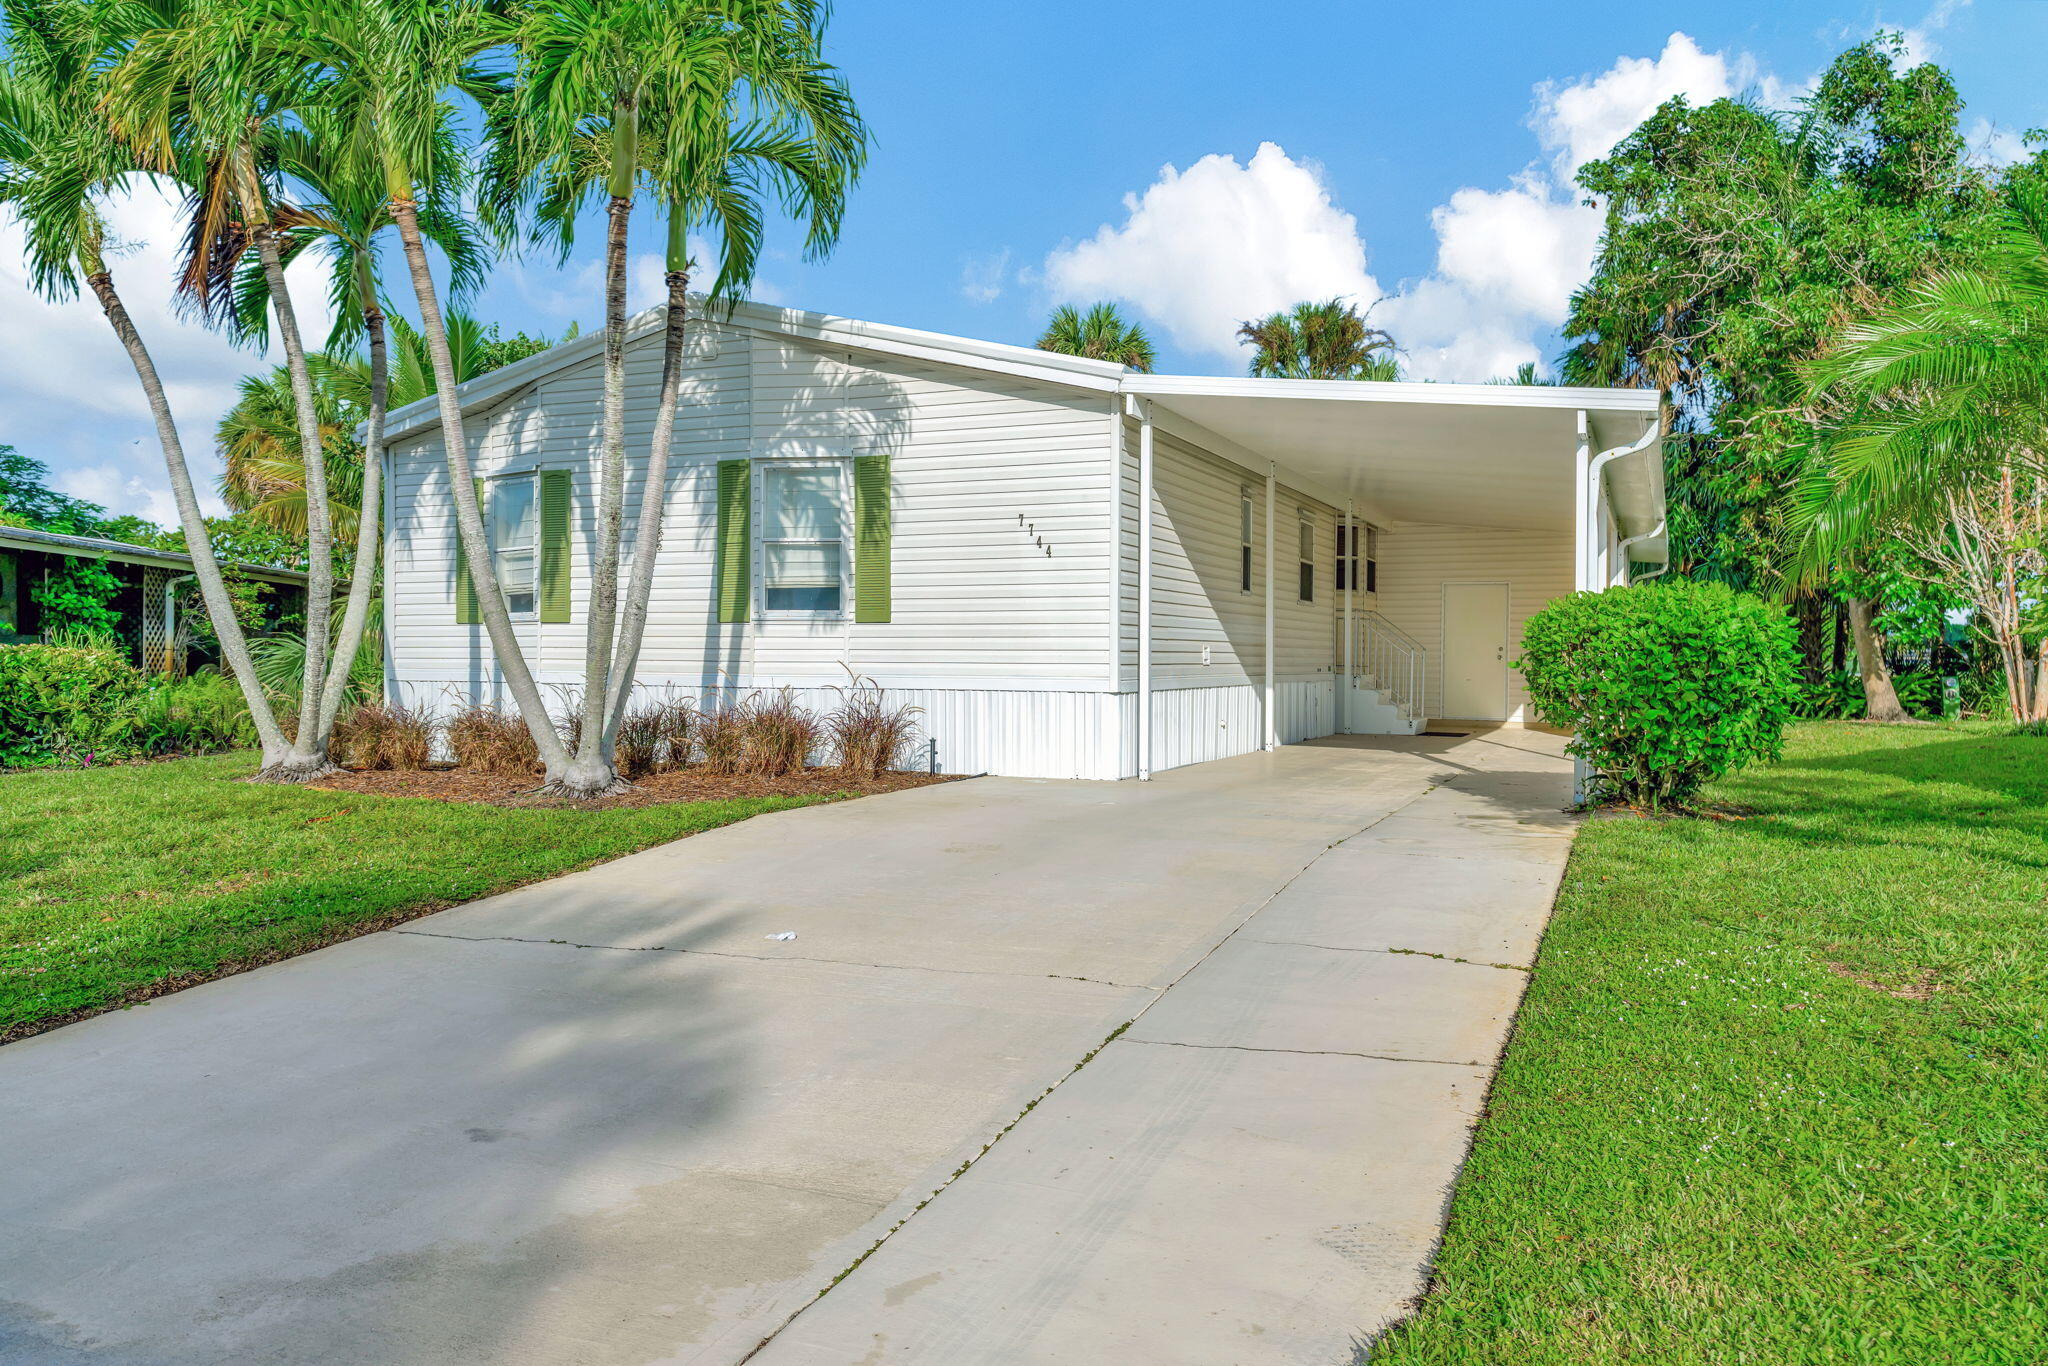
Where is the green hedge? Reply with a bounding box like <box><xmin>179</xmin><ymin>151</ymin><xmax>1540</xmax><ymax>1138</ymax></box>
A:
<box><xmin>0</xmin><ymin>644</ymin><xmax>253</xmax><ymax>768</ymax></box>
<box><xmin>1518</xmin><ymin>581</ymin><xmax>1801</xmax><ymax>806</ymax></box>
<box><xmin>0</xmin><ymin>642</ymin><xmax>144</xmax><ymax>766</ymax></box>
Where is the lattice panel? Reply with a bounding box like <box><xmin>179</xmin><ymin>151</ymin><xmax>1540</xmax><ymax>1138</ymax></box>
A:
<box><xmin>140</xmin><ymin>566</ymin><xmax>172</xmax><ymax>674</ymax></box>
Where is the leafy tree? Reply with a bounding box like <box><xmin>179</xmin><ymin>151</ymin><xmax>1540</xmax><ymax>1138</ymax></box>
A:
<box><xmin>0</xmin><ymin>446</ymin><xmax>110</xmax><ymax>532</ymax></box>
<box><xmin>0</xmin><ymin>0</ymin><xmax>301</xmax><ymax>773</ymax></box>
<box><xmin>1797</xmin><ymin>175</ymin><xmax>2048</xmax><ymax>720</ymax></box>
<box><xmin>1035</xmin><ymin>303</ymin><xmax>1156</xmax><ymax>371</ymax></box>
<box><xmin>1237</xmin><ymin>298</ymin><xmax>1398</xmax><ymax>380</ymax></box>
<box><xmin>1561</xmin><ymin>34</ymin><xmax>2000</xmax><ymax>719</ymax></box>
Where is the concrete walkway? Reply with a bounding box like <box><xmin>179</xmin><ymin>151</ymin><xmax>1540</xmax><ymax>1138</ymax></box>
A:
<box><xmin>0</xmin><ymin>731</ymin><xmax>1576</xmax><ymax>1366</ymax></box>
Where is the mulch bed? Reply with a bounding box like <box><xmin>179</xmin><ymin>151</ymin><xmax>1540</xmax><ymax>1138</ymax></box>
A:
<box><xmin>306</xmin><ymin>763</ymin><xmax>961</xmax><ymax>809</ymax></box>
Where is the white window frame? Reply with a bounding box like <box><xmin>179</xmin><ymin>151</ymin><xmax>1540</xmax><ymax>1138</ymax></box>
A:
<box><xmin>754</xmin><ymin>456</ymin><xmax>853</xmax><ymax>621</ymax></box>
<box><xmin>1239</xmin><ymin>487</ymin><xmax>1255</xmax><ymax>594</ymax></box>
<box><xmin>1297</xmin><ymin>508</ymin><xmax>1315</xmax><ymax>603</ymax></box>
<box><xmin>488</xmin><ymin>470</ymin><xmax>539</xmax><ymax>621</ymax></box>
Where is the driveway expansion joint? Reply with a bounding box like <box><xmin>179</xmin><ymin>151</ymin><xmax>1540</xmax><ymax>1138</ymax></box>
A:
<box><xmin>385</xmin><ymin>928</ymin><xmax>1151</xmax><ymax>990</ymax></box>
<box><xmin>1118</xmin><ymin>1036</ymin><xmax>1487</xmax><ymax>1068</ymax></box>
<box><xmin>1239</xmin><ymin>938</ymin><xmax>1533</xmax><ymax>972</ymax></box>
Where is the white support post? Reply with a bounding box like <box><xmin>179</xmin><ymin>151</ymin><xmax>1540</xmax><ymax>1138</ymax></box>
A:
<box><xmin>1341</xmin><ymin>500</ymin><xmax>1354</xmax><ymax>734</ymax></box>
<box><xmin>1570</xmin><ymin>411</ymin><xmax>1593</xmax><ymax>803</ymax></box>
<box><xmin>1137</xmin><ymin>401</ymin><xmax>1155</xmax><ymax>781</ymax></box>
<box><xmin>1572</xmin><ymin>410</ymin><xmax>1592</xmax><ymax>592</ymax></box>
<box><xmin>1263</xmin><ymin>463</ymin><xmax>1277</xmax><ymax>751</ymax></box>
<box><xmin>1106</xmin><ymin>397</ymin><xmax>1124</xmax><ymax>693</ymax></box>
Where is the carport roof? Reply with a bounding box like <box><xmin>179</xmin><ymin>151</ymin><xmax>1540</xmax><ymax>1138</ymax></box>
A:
<box><xmin>1126</xmin><ymin>374</ymin><xmax>1664</xmax><ymax>547</ymax></box>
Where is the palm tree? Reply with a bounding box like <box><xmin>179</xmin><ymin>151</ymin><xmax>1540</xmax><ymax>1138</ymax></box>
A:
<box><xmin>1237</xmin><ymin>298</ymin><xmax>1398</xmax><ymax>380</ymax></box>
<box><xmin>106</xmin><ymin>0</ymin><xmax>347</xmax><ymax>773</ymax></box>
<box><xmin>485</xmin><ymin>0</ymin><xmax>864</xmax><ymax>794</ymax></box>
<box><xmin>216</xmin><ymin>315</ymin><xmax>552</xmax><ymax>543</ymax></box>
<box><xmin>1797</xmin><ymin>179</ymin><xmax>2048</xmax><ymax>721</ymax></box>
<box><xmin>600</xmin><ymin>15</ymin><xmax>865</xmax><ymax>742</ymax></box>
<box><xmin>0</xmin><ymin>0</ymin><xmax>297</xmax><ymax>773</ymax></box>
<box><xmin>272</xmin><ymin>0</ymin><xmax>579</xmax><ymax>781</ymax></box>
<box><xmin>1035</xmin><ymin>303</ymin><xmax>1156</xmax><ymax>372</ymax></box>
<box><xmin>186</xmin><ymin>101</ymin><xmax>493</xmax><ymax>738</ymax></box>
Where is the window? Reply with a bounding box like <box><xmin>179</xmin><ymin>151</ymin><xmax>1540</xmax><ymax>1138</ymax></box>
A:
<box><xmin>760</xmin><ymin>461</ymin><xmax>846</xmax><ymax>614</ymax></box>
<box><xmin>1297</xmin><ymin>510</ymin><xmax>1314</xmax><ymax>602</ymax></box>
<box><xmin>1336</xmin><ymin>522</ymin><xmax>1378</xmax><ymax>594</ymax></box>
<box><xmin>490</xmin><ymin>472</ymin><xmax>538</xmax><ymax>617</ymax></box>
<box><xmin>1365</xmin><ymin>524</ymin><xmax>1378</xmax><ymax>594</ymax></box>
<box><xmin>1239</xmin><ymin>489</ymin><xmax>1254</xmax><ymax>593</ymax></box>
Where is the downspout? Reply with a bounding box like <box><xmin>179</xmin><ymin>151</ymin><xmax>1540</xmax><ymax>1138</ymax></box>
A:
<box><xmin>1584</xmin><ymin>417</ymin><xmax>1663</xmax><ymax>586</ymax></box>
<box><xmin>1615</xmin><ymin>518</ymin><xmax>1668</xmax><ymax>586</ymax></box>
<box><xmin>163</xmin><ymin>573</ymin><xmax>194</xmax><ymax>674</ymax></box>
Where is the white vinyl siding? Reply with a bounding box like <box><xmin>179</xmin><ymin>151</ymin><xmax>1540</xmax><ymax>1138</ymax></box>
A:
<box><xmin>1370</xmin><ymin>523</ymin><xmax>1572</xmax><ymax>724</ymax></box>
<box><xmin>384</xmin><ymin>312</ymin><xmax>1113</xmax><ymax>708</ymax></box>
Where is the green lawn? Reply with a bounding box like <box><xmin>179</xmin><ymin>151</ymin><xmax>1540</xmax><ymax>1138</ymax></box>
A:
<box><xmin>1</xmin><ymin>752</ymin><xmax>828</xmax><ymax>1040</ymax></box>
<box><xmin>1375</xmin><ymin>722</ymin><xmax>2047</xmax><ymax>1364</ymax></box>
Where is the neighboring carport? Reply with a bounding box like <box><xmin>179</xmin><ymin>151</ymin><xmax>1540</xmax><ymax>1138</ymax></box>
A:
<box><xmin>0</xmin><ymin>732</ymin><xmax>1578</xmax><ymax>1365</ymax></box>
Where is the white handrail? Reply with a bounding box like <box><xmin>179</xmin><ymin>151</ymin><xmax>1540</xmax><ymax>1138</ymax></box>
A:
<box><xmin>1354</xmin><ymin>611</ymin><xmax>1426</xmax><ymax>722</ymax></box>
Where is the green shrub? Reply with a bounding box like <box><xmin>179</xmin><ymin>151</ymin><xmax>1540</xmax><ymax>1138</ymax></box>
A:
<box><xmin>0</xmin><ymin>642</ymin><xmax>144</xmax><ymax>766</ymax></box>
<box><xmin>1518</xmin><ymin>581</ymin><xmax>1801</xmax><ymax>807</ymax></box>
<box><xmin>114</xmin><ymin>672</ymin><xmax>258</xmax><ymax>757</ymax></box>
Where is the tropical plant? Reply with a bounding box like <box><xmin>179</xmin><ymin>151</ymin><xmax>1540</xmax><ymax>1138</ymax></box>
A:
<box><xmin>1795</xmin><ymin>176</ymin><xmax>2048</xmax><ymax>722</ymax></box>
<box><xmin>0</xmin><ymin>0</ymin><xmax>299</xmax><ymax>774</ymax></box>
<box><xmin>0</xmin><ymin>639</ymin><xmax>142</xmax><ymax>766</ymax></box>
<box><xmin>1237</xmin><ymin>298</ymin><xmax>1398</xmax><ymax>380</ymax></box>
<box><xmin>1035</xmin><ymin>302</ymin><xmax>1156</xmax><ymax>371</ymax></box>
<box><xmin>105</xmin><ymin>0</ymin><xmax>353</xmax><ymax>772</ymax></box>
<box><xmin>481</xmin><ymin>0</ymin><xmax>865</xmax><ymax>795</ymax></box>
<box><xmin>215</xmin><ymin>315</ymin><xmax>558</xmax><ymax>541</ymax></box>
<box><xmin>1560</xmin><ymin>35</ymin><xmax>2004</xmax><ymax>721</ymax></box>
<box><xmin>1519</xmin><ymin>582</ymin><xmax>1802</xmax><ymax>808</ymax></box>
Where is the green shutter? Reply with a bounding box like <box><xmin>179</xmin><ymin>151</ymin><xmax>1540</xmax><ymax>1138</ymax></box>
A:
<box><xmin>715</xmin><ymin>459</ymin><xmax>750</xmax><ymax>623</ymax></box>
<box><xmin>538</xmin><ymin>468</ymin><xmax>572</xmax><ymax>623</ymax></box>
<box><xmin>853</xmin><ymin>454</ymin><xmax>891</xmax><ymax>624</ymax></box>
<box><xmin>454</xmin><ymin>477</ymin><xmax>483</xmax><ymax>624</ymax></box>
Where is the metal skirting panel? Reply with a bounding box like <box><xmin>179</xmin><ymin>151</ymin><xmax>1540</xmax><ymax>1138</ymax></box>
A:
<box><xmin>390</xmin><ymin>678</ymin><xmax>1123</xmax><ymax>781</ymax></box>
<box><xmin>1114</xmin><ymin>679</ymin><xmax>1338</xmax><ymax>778</ymax></box>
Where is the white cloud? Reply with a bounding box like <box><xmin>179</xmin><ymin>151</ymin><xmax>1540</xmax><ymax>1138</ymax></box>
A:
<box><xmin>1967</xmin><ymin>117</ymin><xmax>2033</xmax><ymax>168</ymax></box>
<box><xmin>1038</xmin><ymin>34</ymin><xmax>1766</xmax><ymax>382</ymax></box>
<box><xmin>1</xmin><ymin>177</ymin><xmax>333</xmax><ymax>523</ymax></box>
<box><xmin>959</xmin><ymin>248</ymin><xmax>1010</xmax><ymax>305</ymax></box>
<box><xmin>1531</xmin><ymin>32</ymin><xmax>1744</xmax><ymax>180</ymax></box>
<box><xmin>1042</xmin><ymin>143</ymin><xmax>1381</xmax><ymax>360</ymax></box>
<box><xmin>1899</xmin><ymin>0</ymin><xmax>1970</xmax><ymax>66</ymax></box>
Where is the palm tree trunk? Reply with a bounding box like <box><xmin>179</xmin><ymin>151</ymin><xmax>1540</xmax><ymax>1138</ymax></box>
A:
<box><xmin>604</xmin><ymin>253</ymin><xmax>688</xmax><ymax>739</ymax></box>
<box><xmin>317</xmin><ymin>279</ymin><xmax>386</xmax><ymax>737</ymax></box>
<box><xmin>2032</xmin><ymin>639</ymin><xmax>2047</xmax><ymax>723</ymax></box>
<box><xmin>84</xmin><ymin>258</ymin><xmax>291</xmax><ymax>767</ymax></box>
<box><xmin>564</xmin><ymin>186</ymin><xmax>634</xmax><ymax>796</ymax></box>
<box><xmin>389</xmin><ymin>195</ymin><xmax>571</xmax><ymax>776</ymax></box>
<box><xmin>1846</xmin><ymin>597</ymin><xmax>1910</xmax><ymax>722</ymax></box>
<box><xmin>237</xmin><ymin>146</ymin><xmax>337</xmax><ymax>776</ymax></box>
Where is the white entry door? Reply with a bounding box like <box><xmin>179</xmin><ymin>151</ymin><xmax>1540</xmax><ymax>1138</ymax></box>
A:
<box><xmin>1441</xmin><ymin>582</ymin><xmax>1509</xmax><ymax>720</ymax></box>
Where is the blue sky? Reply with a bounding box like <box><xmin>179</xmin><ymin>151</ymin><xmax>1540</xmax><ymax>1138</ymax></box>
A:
<box><xmin>5</xmin><ymin>0</ymin><xmax>2043</xmax><ymax>521</ymax></box>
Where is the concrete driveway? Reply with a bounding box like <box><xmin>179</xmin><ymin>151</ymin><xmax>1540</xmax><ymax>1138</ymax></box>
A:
<box><xmin>0</xmin><ymin>731</ymin><xmax>1576</xmax><ymax>1366</ymax></box>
